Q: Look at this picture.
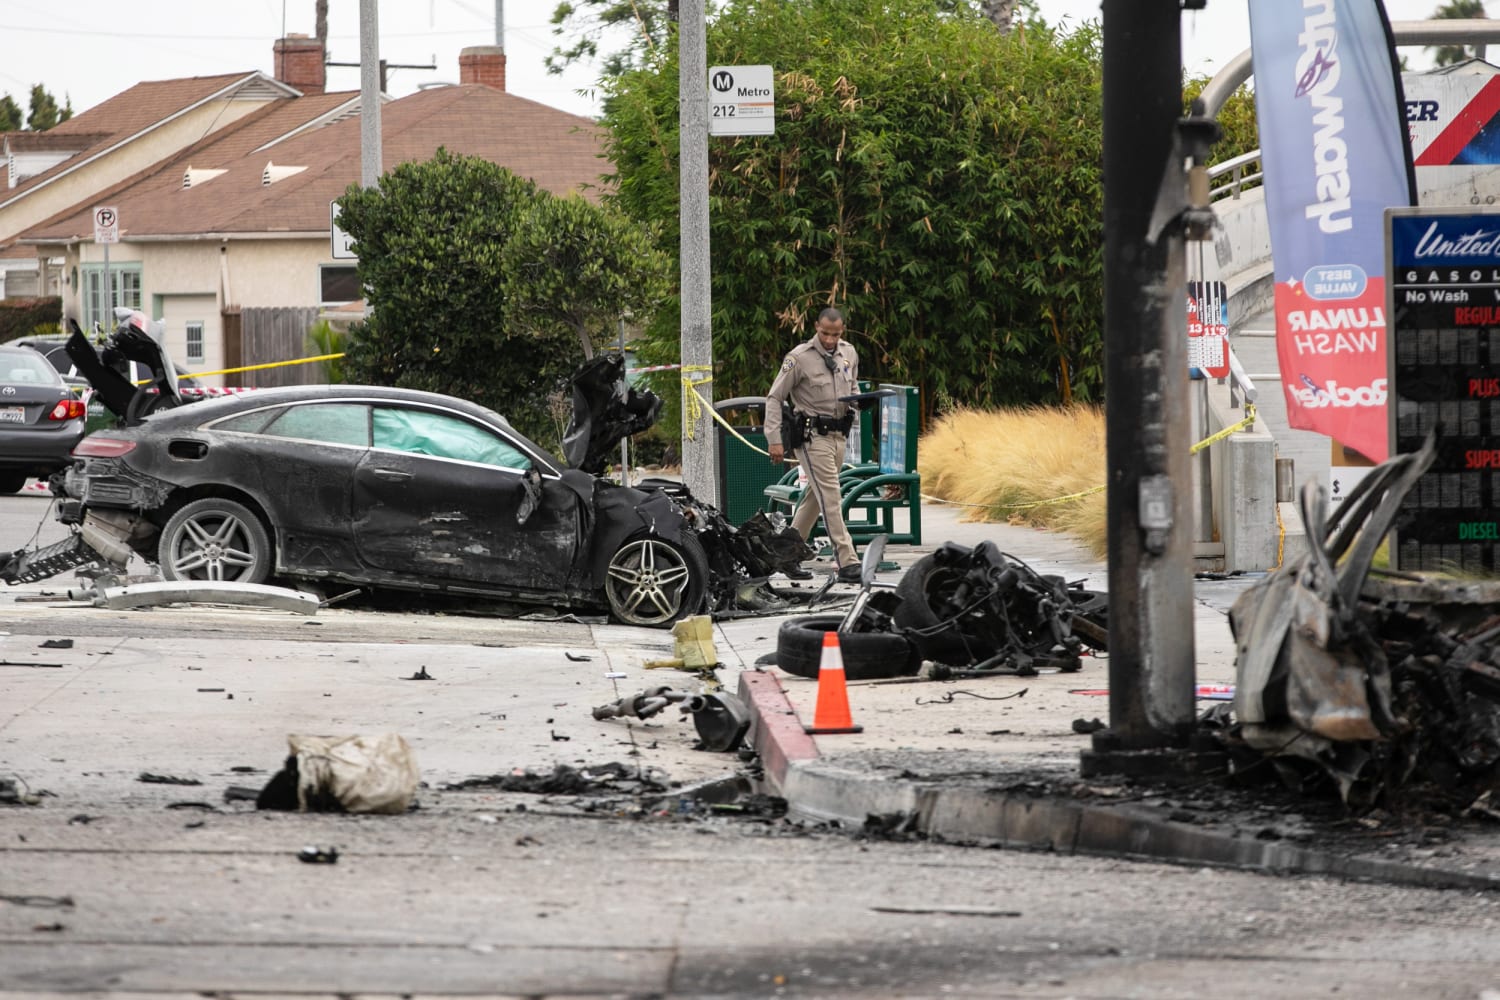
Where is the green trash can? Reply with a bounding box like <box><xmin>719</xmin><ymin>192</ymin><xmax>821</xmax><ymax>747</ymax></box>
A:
<box><xmin>714</xmin><ymin>396</ymin><xmax>782</xmax><ymax>524</ymax></box>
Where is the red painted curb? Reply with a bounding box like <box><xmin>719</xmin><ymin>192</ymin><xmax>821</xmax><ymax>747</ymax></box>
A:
<box><xmin>737</xmin><ymin>670</ymin><xmax>819</xmax><ymax>791</ymax></box>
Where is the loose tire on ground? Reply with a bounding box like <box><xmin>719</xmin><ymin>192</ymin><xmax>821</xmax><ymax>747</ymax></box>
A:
<box><xmin>158</xmin><ymin>497</ymin><xmax>273</xmax><ymax>585</ymax></box>
<box><xmin>604</xmin><ymin>531</ymin><xmax>709</xmax><ymax>628</ymax></box>
<box><xmin>775</xmin><ymin>614</ymin><xmax>920</xmax><ymax>680</ymax></box>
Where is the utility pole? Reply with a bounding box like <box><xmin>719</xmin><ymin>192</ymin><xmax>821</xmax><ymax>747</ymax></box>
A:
<box><xmin>359</xmin><ymin>0</ymin><xmax>382</xmax><ymax>189</ymax></box>
<box><xmin>678</xmin><ymin>0</ymin><xmax>718</xmax><ymax>505</ymax></box>
<box><xmin>1091</xmin><ymin>0</ymin><xmax>1197</xmax><ymax>758</ymax></box>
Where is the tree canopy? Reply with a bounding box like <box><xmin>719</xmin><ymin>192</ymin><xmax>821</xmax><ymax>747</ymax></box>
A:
<box><xmin>335</xmin><ymin>149</ymin><xmax>669</xmax><ymax>448</ymax></box>
<box><xmin>0</xmin><ymin>85</ymin><xmax>71</xmax><ymax>132</ymax></box>
<box><xmin>604</xmin><ymin>0</ymin><xmax>1107</xmax><ymax>417</ymax></box>
<box><xmin>1428</xmin><ymin>0</ymin><xmax>1488</xmax><ymax>66</ymax></box>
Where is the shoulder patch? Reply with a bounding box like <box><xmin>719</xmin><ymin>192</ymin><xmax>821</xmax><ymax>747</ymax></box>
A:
<box><xmin>780</xmin><ymin>356</ymin><xmax>795</xmax><ymax>373</ymax></box>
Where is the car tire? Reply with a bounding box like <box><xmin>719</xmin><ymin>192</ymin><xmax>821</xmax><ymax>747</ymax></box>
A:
<box><xmin>775</xmin><ymin>614</ymin><xmax>920</xmax><ymax>681</ymax></box>
<box><xmin>159</xmin><ymin>497</ymin><xmax>273</xmax><ymax>585</ymax></box>
<box><xmin>0</xmin><ymin>472</ymin><xmax>27</xmax><ymax>495</ymax></box>
<box><xmin>891</xmin><ymin>554</ymin><xmax>977</xmax><ymax>664</ymax></box>
<box><xmin>604</xmin><ymin>532</ymin><xmax>709</xmax><ymax>627</ymax></box>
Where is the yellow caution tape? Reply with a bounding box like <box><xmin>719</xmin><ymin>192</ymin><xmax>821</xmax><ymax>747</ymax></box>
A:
<box><xmin>678</xmin><ymin>365</ymin><xmax>714</xmax><ymax>439</ymax></box>
<box><xmin>681</xmin><ymin>374</ymin><xmax>775</xmax><ymax>458</ymax></box>
<box><xmin>1189</xmin><ymin>402</ymin><xmax>1257</xmax><ymax>456</ymax></box>
<box><xmin>133</xmin><ymin>352</ymin><xmax>348</xmax><ymax>385</ymax></box>
<box><xmin>189</xmin><ymin>353</ymin><xmax>346</xmax><ymax>380</ymax></box>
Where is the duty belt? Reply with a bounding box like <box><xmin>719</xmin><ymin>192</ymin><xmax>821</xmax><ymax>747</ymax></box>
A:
<box><xmin>801</xmin><ymin>411</ymin><xmax>853</xmax><ymax>437</ymax></box>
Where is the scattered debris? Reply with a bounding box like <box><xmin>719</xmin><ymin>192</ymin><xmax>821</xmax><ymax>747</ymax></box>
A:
<box><xmin>915</xmin><ymin>688</ymin><xmax>1028</xmax><ymax>706</ymax></box>
<box><xmin>592</xmin><ymin>685</ymin><xmax>752</xmax><ymax>752</ymax></box>
<box><xmin>0</xmin><ymin>894</ymin><xmax>73</xmax><ymax>909</ymax></box>
<box><xmin>66</xmin><ymin>814</ymin><xmax>95</xmax><ymax>825</ymax></box>
<box><xmin>38</xmin><ymin>639</ymin><xmax>73</xmax><ymax>649</ymax></box>
<box><xmin>93</xmin><ymin>580</ymin><xmax>322</xmax><ymax>615</ymax></box>
<box><xmin>137</xmin><ymin>772</ymin><xmax>202</xmax><ymax>786</ymax></box>
<box><xmin>1072</xmin><ymin>718</ymin><xmax>1107</xmax><ymax>735</ymax></box>
<box><xmin>297</xmin><ymin>846</ymin><xmax>340</xmax><ymax>864</ymax></box>
<box><xmin>256</xmin><ymin>734</ymin><xmax>419</xmax><ymax>815</ymax></box>
<box><xmin>223</xmin><ymin>786</ymin><xmax>261</xmax><ymax>803</ymax></box>
<box><xmin>565</xmin><ymin>652</ymin><xmax>593</xmax><ymax>662</ymax></box>
<box><xmin>164</xmin><ymin>802</ymin><xmax>219</xmax><ymax>812</ymax></box>
<box><xmin>643</xmin><ymin>615</ymin><xmax>720</xmax><ymax>674</ymax></box>
<box><xmin>402</xmin><ymin>667</ymin><xmax>434</xmax><ymax>681</ymax></box>
<box><xmin>0</xmin><ymin>661</ymin><xmax>63</xmax><ymax>669</ymax></box>
<box><xmin>872</xmin><ymin>905</ymin><xmax>1022</xmax><ymax>918</ymax></box>
<box><xmin>550</xmin><ymin>730</ymin><xmax>571</xmax><ymax>742</ymax></box>
<box><xmin>0</xmin><ymin>777</ymin><xmax>43</xmax><ymax>806</ymax></box>
<box><xmin>444</xmin><ymin>762</ymin><xmax>669</xmax><ymax>796</ymax></box>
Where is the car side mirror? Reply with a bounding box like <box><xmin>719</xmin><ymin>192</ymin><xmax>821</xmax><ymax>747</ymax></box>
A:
<box><xmin>517</xmin><ymin>466</ymin><xmax>543</xmax><ymax>525</ymax></box>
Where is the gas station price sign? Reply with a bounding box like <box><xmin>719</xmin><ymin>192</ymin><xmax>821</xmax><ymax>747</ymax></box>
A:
<box><xmin>1387</xmin><ymin>208</ymin><xmax>1500</xmax><ymax>573</ymax></box>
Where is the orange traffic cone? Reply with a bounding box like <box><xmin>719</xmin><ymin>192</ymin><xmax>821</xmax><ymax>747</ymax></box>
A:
<box><xmin>805</xmin><ymin>631</ymin><xmax>863</xmax><ymax>735</ymax></box>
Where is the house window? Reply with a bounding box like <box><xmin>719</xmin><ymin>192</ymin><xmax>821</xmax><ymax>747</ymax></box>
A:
<box><xmin>81</xmin><ymin>264</ymin><xmax>143</xmax><ymax>332</ymax></box>
<box><xmin>185</xmin><ymin>321</ymin><xmax>204</xmax><ymax>362</ymax></box>
<box><xmin>319</xmin><ymin>265</ymin><xmax>360</xmax><ymax>305</ymax></box>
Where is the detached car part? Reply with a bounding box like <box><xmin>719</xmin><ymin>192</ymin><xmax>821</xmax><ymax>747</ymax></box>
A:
<box><xmin>774</xmin><ymin>538</ymin><xmax>1107</xmax><ymax>681</ymax></box>
<box><xmin>592</xmin><ymin>685</ymin><xmax>751</xmax><ymax>752</ymax></box>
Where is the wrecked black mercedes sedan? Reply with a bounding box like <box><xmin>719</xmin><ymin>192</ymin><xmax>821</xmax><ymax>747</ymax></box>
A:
<box><xmin>53</xmin><ymin>382</ymin><xmax>712</xmax><ymax>626</ymax></box>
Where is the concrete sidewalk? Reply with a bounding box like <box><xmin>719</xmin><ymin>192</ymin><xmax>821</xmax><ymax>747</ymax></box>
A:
<box><xmin>716</xmin><ymin>501</ymin><xmax>1500</xmax><ymax>892</ymax></box>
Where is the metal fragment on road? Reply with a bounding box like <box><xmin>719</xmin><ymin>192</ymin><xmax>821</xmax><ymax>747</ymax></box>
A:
<box><xmin>93</xmin><ymin>581</ymin><xmax>321</xmax><ymax>614</ymax></box>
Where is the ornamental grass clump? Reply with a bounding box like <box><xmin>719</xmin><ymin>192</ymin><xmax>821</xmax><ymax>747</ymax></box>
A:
<box><xmin>918</xmin><ymin>405</ymin><xmax>1108</xmax><ymax>556</ymax></box>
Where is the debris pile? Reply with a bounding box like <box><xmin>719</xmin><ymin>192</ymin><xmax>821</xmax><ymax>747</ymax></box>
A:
<box><xmin>1229</xmin><ymin>434</ymin><xmax>1500</xmax><ymax>814</ymax></box>
<box><xmin>772</xmin><ymin>540</ymin><xmax>1108</xmax><ymax>681</ymax></box>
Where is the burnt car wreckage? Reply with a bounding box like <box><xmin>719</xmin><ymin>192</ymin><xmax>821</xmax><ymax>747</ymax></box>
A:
<box><xmin>1229</xmin><ymin>433</ymin><xmax>1500</xmax><ymax>813</ymax></box>
<box><xmin>0</xmin><ymin>317</ymin><xmax>813</xmax><ymax>626</ymax></box>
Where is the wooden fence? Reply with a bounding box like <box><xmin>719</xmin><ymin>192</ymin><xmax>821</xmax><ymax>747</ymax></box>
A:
<box><xmin>222</xmin><ymin>306</ymin><xmax>325</xmax><ymax>388</ymax></box>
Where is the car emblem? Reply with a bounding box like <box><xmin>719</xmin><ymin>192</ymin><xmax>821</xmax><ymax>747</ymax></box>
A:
<box><xmin>0</xmin><ymin>386</ymin><xmax>13</xmax><ymax>395</ymax></box>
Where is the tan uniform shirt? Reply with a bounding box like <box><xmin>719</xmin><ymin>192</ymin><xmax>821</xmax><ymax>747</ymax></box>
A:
<box><xmin>763</xmin><ymin>337</ymin><xmax>860</xmax><ymax>441</ymax></box>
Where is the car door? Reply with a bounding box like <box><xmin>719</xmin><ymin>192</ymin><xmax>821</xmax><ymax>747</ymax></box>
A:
<box><xmin>208</xmin><ymin>401</ymin><xmax>372</xmax><ymax>571</ymax></box>
<box><xmin>351</xmin><ymin>405</ymin><xmax>580</xmax><ymax>591</ymax></box>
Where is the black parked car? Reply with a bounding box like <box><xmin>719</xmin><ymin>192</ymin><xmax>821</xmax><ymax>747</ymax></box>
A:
<box><xmin>0</xmin><ymin>344</ymin><xmax>87</xmax><ymax>491</ymax></box>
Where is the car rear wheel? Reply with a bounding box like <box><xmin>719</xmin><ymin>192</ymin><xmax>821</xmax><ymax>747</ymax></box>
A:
<box><xmin>159</xmin><ymin>497</ymin><xmax>272</xmax><ymax>585</ymax></box>
<box><xmin>604</xmin><ymin>533</ymin><xmax>708</xmax><ymax>627</ymax></box>
<box><xmin>0</xmin><ymin>472</ymin><xmax>27</xmax><ymax>495</ymax></box>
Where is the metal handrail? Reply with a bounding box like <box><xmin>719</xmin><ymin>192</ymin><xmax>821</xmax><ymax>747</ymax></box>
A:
<box><xmin>1208</xmin><ymin>149</ymin><xmax>1263</xmax><ymax>201</ymax></box>
<box><xmin>1226</xmin><ymin>345</ymin><xmax>1257</xmax><ymax>410</ymax></box>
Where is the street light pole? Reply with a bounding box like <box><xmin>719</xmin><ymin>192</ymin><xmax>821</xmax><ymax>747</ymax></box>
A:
<box><xmin>359</xmin><ymin>0</ymin><xmax>382</xmax><ymax>189</ymax></box>
<box><xmin>1095</xmin><ymin>0</ymin><xmax>1197</xmax><ymax>753</ymax></box>
<box><xmin>678</xmin><ymin>0</ymin><xmax>719</xmax><ymax>505</ymax></box>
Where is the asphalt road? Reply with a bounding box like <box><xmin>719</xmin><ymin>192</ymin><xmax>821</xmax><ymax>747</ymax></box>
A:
<box><xmin>3</xmin><ymin>494</ymin><xmax>1500</xmax><ymax>998</ymax></box>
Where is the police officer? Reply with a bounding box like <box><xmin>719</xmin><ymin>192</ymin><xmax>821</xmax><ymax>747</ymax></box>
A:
<box><xmin>764</xmin><ymin>307</ymin><xmax>863</xmax><ymax>583</ymax></box>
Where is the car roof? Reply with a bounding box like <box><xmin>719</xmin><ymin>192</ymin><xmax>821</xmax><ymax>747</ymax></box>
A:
<box><xmin>149</xmin><ymin>383</ymin><xmax>522</xmax><ymax>433</ymax></box>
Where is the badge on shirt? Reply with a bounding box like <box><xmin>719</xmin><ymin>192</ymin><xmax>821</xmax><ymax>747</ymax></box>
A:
<box><xmin>781</xmin><ymin>356</ymin><xmax>794</xmax><ymax>373</ymax></box>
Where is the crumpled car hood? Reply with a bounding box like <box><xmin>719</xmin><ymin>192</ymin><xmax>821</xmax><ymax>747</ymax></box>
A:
<box><xmin>562</xmin><ymin>353</ymin><xmax>662</xmax><ymax>474</ymax></box>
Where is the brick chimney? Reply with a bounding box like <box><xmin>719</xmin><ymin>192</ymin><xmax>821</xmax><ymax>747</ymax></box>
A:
<box><xmin>274</xmin><ymin>34</ymin><xmax>326</xmax><ymax>94</ymax></box>
<box><xmin>459</xmin><ymin>45</ymin><xmax>507</xmax><ymax>90</ymax></box>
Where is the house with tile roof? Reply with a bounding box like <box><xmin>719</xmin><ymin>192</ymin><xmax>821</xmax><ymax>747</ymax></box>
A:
<box><xmin>15</xmin><ymin>42</ymin><xmax>607</xmax><ymax>387</ymax></box>
<box><xmin>0</xmin><ymin>71</ymin><xmax>302</xmax><ymax>298</ymax></box>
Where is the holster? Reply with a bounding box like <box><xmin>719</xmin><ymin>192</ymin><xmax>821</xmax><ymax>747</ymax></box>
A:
<box><xmin>781</xmin><ymin>401</ymin><xmax>806</xmax><ymax>452</ymax></box>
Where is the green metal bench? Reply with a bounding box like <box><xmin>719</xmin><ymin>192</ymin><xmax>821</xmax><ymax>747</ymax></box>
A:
<box><xmin>762</xmin><ymin>384</ymin><xmax>922</xmax><ymax>545</ymax></box>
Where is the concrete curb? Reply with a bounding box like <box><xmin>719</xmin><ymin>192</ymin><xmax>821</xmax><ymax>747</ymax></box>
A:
<box><xmin>737</xmin><ymin>669</ymin><xmax>1500</xmax><ymax>893</ymax></box>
